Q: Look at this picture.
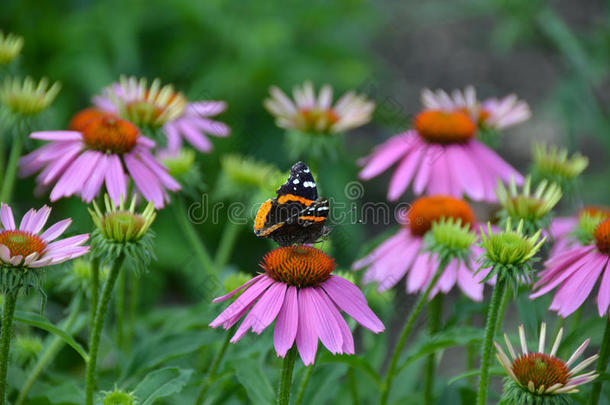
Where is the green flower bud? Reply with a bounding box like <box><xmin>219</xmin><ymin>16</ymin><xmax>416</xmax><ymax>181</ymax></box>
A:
<box><xmin>0</xmin><ymin>77</ymin><xmax>60</xmax><ymax>116</ymax></box>
<box><xmin>0</xmin><ymin>32</ymin><xmax>24</xmax><ymax>65</ymax></box>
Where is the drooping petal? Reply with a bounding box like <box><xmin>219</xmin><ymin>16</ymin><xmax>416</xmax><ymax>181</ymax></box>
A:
<box><xmin>296</xmin><ymin>289</ymin><xmax>319</xmax><ymax>365</ymax></box>
<box><xmin>274</xmin><ymin>286</ymin><xmax>299</xmax><ymax>357</ymax></box>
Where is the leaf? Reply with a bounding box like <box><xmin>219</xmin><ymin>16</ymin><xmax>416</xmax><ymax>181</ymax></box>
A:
<box><xmin>448</xmin><ymin>367</ymin><xmax>506</xmax><ymax>385</ymax></box>
<box><xmin>228</xmin><ymin>358</ymin><xmax>274</xmax><ymax>405</ymax></box>
<box><xmin>14</xmin><ymin>311</ymin><xmax>88</xmax><ymax>362</ymax></box>
<box><xmin>133</xmin><ymin>367</ymin><xmax>193</xmax><ymax>405</ymax></box>
<box><xmin>318</xmin><ymin>353</ymin><xmax>381</xmax><ymax>387</ymax></box>
<box><xmin>397</xmin><ymin>327</ymin><xmax>483</xmax><ymax>374</ymax></box>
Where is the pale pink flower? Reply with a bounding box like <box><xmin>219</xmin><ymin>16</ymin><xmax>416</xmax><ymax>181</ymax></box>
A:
<box><xmin>19</xmin><ymin>110</ymin><xmax>180</xmax><ymax>208</ymax></box>
<box><xmin>93</xmin><ymin>76</ymin><xmax>230</xmax><ymax>152</ymax></box>
<box><xmin>210</xmin><ymin>246</ymin><xmax>384</xmax><ymax>365</ymax></box>
<box><xmin>0</xmin><ymin>203</ymin><xmax>89</xmax><ymax>268</ymax></box>
<box><xmin>352</xmin><ymin>196</ymin><xmax>485</xmax><ymax>300</ymax></box>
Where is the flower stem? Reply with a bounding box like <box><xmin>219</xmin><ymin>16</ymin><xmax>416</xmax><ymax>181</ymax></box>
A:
<box><xmin>0</xmin><ymin>128</ymin><xmax>24</xmax><ymax>203</ymax></box>
<box><xmin>115</xmin><ymin>269</ymin><xmax>125</xmax><ymax>350</ymax></box>
<box><xmin>476</xmin><ymin>277</ymin><xmax>508</xmax><ymax>405</ymax></box>
<box><xmin>126</xmin><ymin>271</ymin><xmax>139</xmax><ymax>353</ymax></box>
<box><xmin>380</xmin><ymin>259</ymin><xmax>449</xmax><ymax>405</ymax></box>
<box><xmin>294</xmin><ymin>364</ymin><xmax>315</xmax><ymax>405</ymax></box>
<box><xmin>0</xmin><ymin>289</ymin><xmax>18</xmax><ymax>405</ymax></box>
<box><xmin>171</xmin><ymin>195</ymin><xmax>217</xmax><ymax>284</ymax></box>
<box><xmin>494</xmin><ymin>284</ymin><xmax>511</xmax><ymax>336</ymax></box>
<box><xmin>424</xmin><ymin>294</ymin><xmax>443</xmax><ymax>405</ymax></box>
<box><xmin>85</xmin><ymin>254</ymin><xmax>125</xmax><ymax>405</ymax></box>
<box><xmin>89</xmin><ymin>257</ymin><xmax>100</xmax><ymax>333</ymax></box>
<box><xmin>16</xmin><ymin>291</ymin><xmax>84</xmax><ymax>405</ymax></box>
<box><xmin>194</xmin><ymin>325</ymin><xmax>236</xmax><ymax>405</ymax></box>
<box><xmin>277</xmin><ymin>346</ymin><xmax>298</xmax><ymax>405</ymax></box>
<box><xmin>214</xmin><ymin>222</ymin><xmax>242</xmax><ymax>269</ymax></box>
<box><xmin>588</xmin><ymin>316</ymin><xmax>610</xmax><ymax>405</ymax></box>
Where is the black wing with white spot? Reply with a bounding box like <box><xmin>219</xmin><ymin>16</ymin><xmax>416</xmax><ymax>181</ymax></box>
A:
<box><xmin>276</xmin><ymin>161</ymin><xmax>318</xmax><ymax>201</ymax></box>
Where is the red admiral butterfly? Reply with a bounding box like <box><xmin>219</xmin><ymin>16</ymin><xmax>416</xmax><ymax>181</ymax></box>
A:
<box><xmin>254</xmin><ymin>161</ymin><xmax>330</xmax><ymax>246</ymax></box>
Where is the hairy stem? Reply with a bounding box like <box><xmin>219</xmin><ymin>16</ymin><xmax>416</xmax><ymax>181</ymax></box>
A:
<box><xmin>89</xmin><ymin>257</ymin><xmax>100</xmax><ymax>333</ymax></box>
<box><xmin>115</xmin><ymin>269</ymin><xmax>125</xmax><ymax>350</ymax></box>
<box><xmin>85</xmin><ymin>254</ymin><xmax>125</xmax><ymax>405</ymax></box>
<box><xmin>588</xmin><ymin>317</ymin><xmax>610</xmax><ymax>405</ymax></box>
<box><xmin>0</xmin><ymin>289</ymin><xmax>18</xmax><ymax>405</ymax></box>
<box><xmin>277</xmin><ymin>346</ymin><xmax>298</xmax><ymax>405</ymax></box>
<box><xmin>476</xmin><ymin>277</ymin><xmax>508</xmax><ymax>405</ymax></box>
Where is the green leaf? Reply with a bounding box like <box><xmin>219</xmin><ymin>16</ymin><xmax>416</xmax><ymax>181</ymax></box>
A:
<box><xmin>133</xmin><ymin>367</ymin><xmax>193</xmax><ymax>405</ymax></box>
<box><xmin>318</xmin><ymin>353</ymin><xmax>381</xmax><ymax>387</ymax></box>
<box><xmin>228</xmin><ymin>358</ymin><xmax>274</xmax><ymax>405</ymax></box>
<box><xmin>14</xmin><ymin>311</ymin><xmax>88</xmax><ymax>362</ymax></box>
<box><xmin>448</xmin><ymin>367</ymin><xmax>506</xmax><ymax>385</ymax></box>
<box><xmin>397</xmin><ymin>327</ymin><xmax>483</xmax><ymax>374</ymax></box>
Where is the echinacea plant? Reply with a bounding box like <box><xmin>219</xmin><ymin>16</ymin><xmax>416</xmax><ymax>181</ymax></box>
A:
<box><xmin>86</xmin><ymin>195</ymin><xmax>156</xmax><ymax>405</ymax></box>
<box><xmin>496</xmin><ymin>175</ymin><xmax>563</xmax><ymax>235</ymax></box>
<box><xmin>0</xmin><ymin>203</ymin><xmax>89</xmax><ymax>404</ymax></box>
<box><xmin>0</xmin><ymin>76</ymin><xmax>60</xmax><ymax>118</ymax></box>
<box><xmin>381</xmin><ymin>218</ymin><xmax>477</xmax><ymax>405</ymax></box>
<box><xmin>94</xmin><ymin>75</ymin><xmax>230</xmax><ymax>151</ymax></box>
<box><xmin>209</xmin><ymin>245</ymin><xmax>383</xmax><ymax>405</ymax></box>
<box><xmin>264</xmin><ymin>81</ymin><xmax>374</xmax><ymax>161</ymax></box>
<box><xmin>476</xmin><ymin>219</ymin><xmax>546</xmax><ymax>405</ymax></box>
<box><xmin>496</xmin><ymin>324</ymin><xmax>598</xmax><ymax>405</ymax></box>
<box><xmin>532</xmin><ymin>143</ymin><xmax>588</xmax><ymax>192</ymax></box>
<box><xmin>0</xmin><ymin>32</ymin><xmax>24</xmax><ymax>65</ymax></box>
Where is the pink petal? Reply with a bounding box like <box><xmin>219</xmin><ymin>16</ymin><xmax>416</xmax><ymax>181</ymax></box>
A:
<box><xmin>296</xmin><ymin>289</ymin><xmax>319</xmax><ymax>366</ymax></box>
<box><xmin>317</xmin><ymin>289</ymin><xmax>355</xmax><ymax>354</ymax></box>
<box><xmin>231</xmin><ymin>281</ymin><xmax>286</xmax><ymax>342</ymax></box>
<box><xmin>387</xmin><ymin>142</ymin><xmax>425</xmax><ymax>201</ymax></box>
<box><xmin>81</xmin><ymin>154</ymin><xmax>109</xmax><ymax>202</ymax></box>
<box><xmin>209</xmin><ymin>276</ymin><xmax>273</xmax><ymax>328</ymax></box>
<box><xmin>322</xmin><ymin>276</ymin><xmax>384</xmax><ymax>333</ymax></box>
<box><xmin>212</xmin><ymin>275</ymin><xmax>265</xmax><ymax>303</ymax></box>
<box><xmin>1</xmin><ymin>203</ymin><xmax>16</xmax><ymax>230</ymax></box>
<box><xmin>30</xmin><ymin>131</ymin><xmax>83</xmax><ymax>142</ymax></box>
<box><xmin>307</xmin><ymin>288</ymin><xmax>343</xmax><ymax>354</ymax></box>
<box><xmin>274</xmin><ymin>286</ymin><xmax>299</xmax><ymax>357</ymax></box>
<box><xmin>40</xmin><ymin>219</ymin><xmax>72</xmax><ymax>241</ymax></box>
<box><xmin>28</xmin><ymin>205</ymin><xmax>52</xmax><ymax>234</ymax></box>
<box><xmin>358</xmin><ymin>132</ymin><xmax>415</xmax><ymax>180</ymax></box>
<box><xmin>104</xmin><ymin>155</ymin><xmax>127</xmax><ymax>204</ymax></box>
<box><xmin>597</xmin><ymin>258</ymin><xmax>610</xmax><ymax>316</ymax></box>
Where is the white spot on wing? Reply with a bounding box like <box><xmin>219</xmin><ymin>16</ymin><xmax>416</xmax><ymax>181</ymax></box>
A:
<box><xmin>303</xmin><ymin>181</ymin><xmax>316</xmax><ymax>188</ymax></box>
<box><xmin>293</xmin><ymin>179</ymin><xmax>300</xmax><ymax>184</ymax></box>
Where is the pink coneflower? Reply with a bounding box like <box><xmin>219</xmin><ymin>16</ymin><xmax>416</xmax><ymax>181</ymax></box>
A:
<box><xmin>495</xmin><ymin>323</ymin><xmax>598</xmax><ymax>400</ymax></box>
<box><xmin>548</xmin><ymin>206</ymin><xmax>609</xmax><ymax>256</ymax></box>
<box><xmin>264</xmin><ymin>81</ymin><xmax>374</xmax><ymax>135</ymax></box>
<box><xmin>94</xmin><ymin>76</ymin><xmax>230</xmax><ymax>152</ymax></box>
<box><xmin>210</xmin><ymin>245</ymin><xmax>384</xmax><ymax>365</ymax></box>
<box><xmin>352</xmin><ymin>195</ymin><xmax>485</xmax><ymax>301</ymax></box>
<box><xmin>358</xmin><ymin>98</ymin><xmax>523</xmax><ymax>202</ymax></box>
<box><xmin>19</xmin><ymin>109</ymin><xmax>180</xmax><ymax>208</ymax></box>
<box><xmin>421</xmin><ymin>86</ymin><xmax>531</xmax><ymax>131</ymax></box>
<box><xmin>531</xmin><ymin>218</ymin><xmax>610</xmax><ymax>317</ymax></box>
<box><xmin>0</xmin><ymin>203</ymin><xmax>89</xmax><ymax>268</ymax></box>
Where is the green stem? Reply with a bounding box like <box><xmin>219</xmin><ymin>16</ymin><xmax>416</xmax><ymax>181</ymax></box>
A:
<box><xmin>194</xmin><ymin>325</ymin><xmax>236</xmax><ymax>405</ymax></box>
<box><xmin>466</xmin><ymin>315</ymin><xmax>477</xmax><ymax>387</ymax></box>
<box><xmin>0</xmin><ymin>128</ymin><xmax>24</xmax><ymax>203</ymax></box>
<box><xmin>424</xmin><ymin>295</ymin><xmax>443</xmax><ymax>405</ymax></box>
<box><xmin>116</xmin><ymin>269</ymin><xmax>125</xmax><ymax>350</ymax></box>
<box><xmin>277</xmin><ymin>346</ymin><xmax>298</xmax><ymax>405</ymax></box>
<box><xmin>89</xmin><ymin>257</ymin><xmax>100</xmax><ymax>334</ymax></box>
<box><xmin>380</xmin><ymin>259</ymin><xmax>449</xmax><ymax>405</ymax></box>
<box><xmin>588</xmin><ymin>317</ymin><xmax>610</xmax><ymax>405</ymax></box>
<box><xmin>294</xmin><ymin>364</ymin><xmax>314</xmax><ymax>405</ymax></box>
<box><xmin>214</xmin><ymin>222</ymin><xmax>242</xmax><ymax>269</ymax></box>
<box><xmin>476</xmin><ymin>277</ymin><xmax>508</xmax><ymax>405</ymax></box>
<box><xmin>16</xmin><ymin>291</ymin><xmax>84</xmax><ymax>405</ymax></box>
<box><xmin>85</xmin><ymin>254</ymin><xmax>125</xmax><ymax>405</ymax></box>
<box><xmin>494</xmin><ymin>285</ymin><xmax>511</xmax><ymax>336</ymax></box>
<box><xmin>127</xmin><ymin>271</ymin><xmax>139</xmax><ymax>353</ymax></box>
<box><xmin>347</xmin><ymin>367</ymin><xmax>359</xmax><ymax>405</ymax></box>
<box><xmin>0</xmin><ymin>289</ymin><xmax>18</xmax><ymax>405</ymax></box>
<box><xmin>171</xmin><ymin>195</ymin><xmax>217</xmax><ymax>282</ymax></box>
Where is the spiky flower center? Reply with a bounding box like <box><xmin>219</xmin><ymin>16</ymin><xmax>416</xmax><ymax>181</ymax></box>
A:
<box><xmin>594</xmin><ymin>219</ymin><xmax>610</xmax><ymax>255</ymax></box>
<box><xmin>407</xmin><ymin>195</ymin><xmax>475</xmax><ymax>236</ymax></box>
<box><xmin>69</xmin><ymin>108</ymin><xmax>115</xmax><ymax>132</ymax></box>
<box><xmin>297</xmin><ymin>107</ymin><xmax>340</xmax><ymax>133</ymax></box>
<box><xmin>123</xmin><ymin>89</ymin><xmax>186</xmax><ymax>128</ymax></box>
<box><xmin>81</xmin><ymin>116</ymin><xmax>139</xmax><ymax>154</ymax></box>
<box><xmin>261</xmin><ymin>245</ymin><xmax>336</xmax><ymax>287</ymax></box>
<box><xmin>0</xmin><ymin>230</ymin><xmax>47</xmax><ymax>258</ymax></box>
<box><xmin>100</xmin><ymin>211</ymin><xmax>146</xmax><ymax>242</ymax></box>
<box><xmin>512</xmin><ymin>353</ymin><xmax>570</xmax><ymax>392</ymax></box>
<box><xmin>414</xmin><ymin>110</ymin><xmax>476</xmax><ymax>143</ymax></box>
<box><xmin>509</xmin><ymin>196</ymin><xmax>545</xmax><ymax>219</ymax></box>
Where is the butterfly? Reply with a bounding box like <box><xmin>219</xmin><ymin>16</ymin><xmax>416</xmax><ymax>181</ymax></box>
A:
<box><xmin>254</xmin><ymin>161</ymin><xmax>330</xmax><ymax>246</ymax></box>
